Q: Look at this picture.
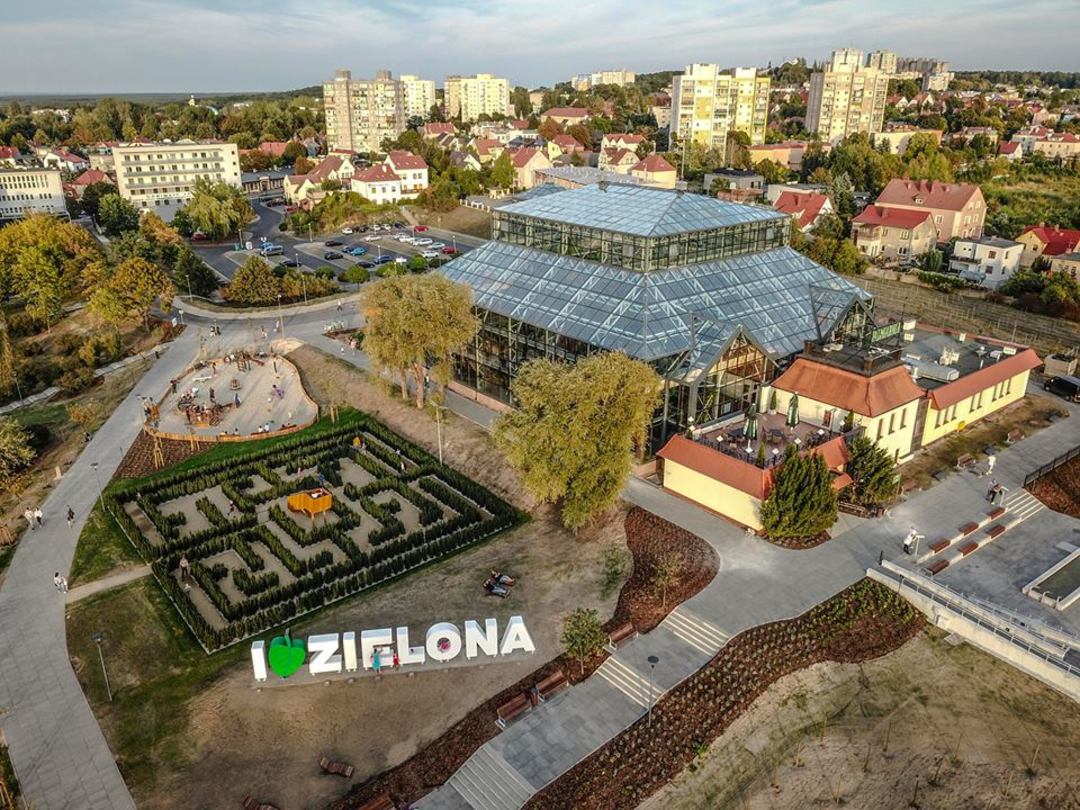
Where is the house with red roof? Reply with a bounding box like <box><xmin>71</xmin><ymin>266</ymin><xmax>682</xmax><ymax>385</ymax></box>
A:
<box><xmin>851</xmin><ymin>205</ymin><xmax>937</xmax><ymax>261</ymax></box>
<box><xmin>39</xmin><ymin>148</ymin><xmax>89</xmax><ymax>173</ymax></box>
<box><xmin>1016</xmin><ymin>224</ymin><xmax>1080</xmax><ymax>268</ymax></box>
<box><xmin>873</xmin><ymin>178</ymin><xmax>985</xmax><ymax>241</ymax></box>
<box><xmin>472</xmin><ymin>138</ymin><xmax>505</xmax><ymax>164</ymax></box>
<box><xmin>64</xmin><ymin>169</ymin><xmax>114</xmax><ymax>200</ymax></box>
<box><xmin>998</xmin><ymin>141</ymin><xmax>1023</xmax><ymax>161</ymax></box>
<box><xmin>283</xmin><ymin>153</ymin><xmax>358</xmax><ymax>204</ymax></box>
<box><xmin>0</xmin><ymin>146</ymin><xmax>22</xmax><ymax>166</ymax></box>
<box><xmin>772</xmin><ymin>190</ymin><xmax>832</xmax><ymax>232</ymax></box>
<box><xmin>630</xmin><ymin>154</ymin><xmax>676</xmax><ymax>189</ymax></box>
<box><xmin>423</xmin><ymin>122</ymin><xmax>456</xmax><ymax>138</ymax></box>
<box><xmin>1030</xmin><ymin>132</ymin><xmax>1080</xmax><ymax>161</ymax></box>
<box><xmin>1009</xmin><ymin>126</ymin><xmax>1053</xmax><ymax>155</ymax></box>
<box><xmin>384</xmin><ymin>150</ymin><xmax>429</xmax><ymax>195</ymax></box>
<box><xmin>351</xmin><ymin>163</ymin><xmax>403</xmax><ymax>205</ymax></box>
<box><xmin>257</xmin><ymin>141</ymin><xmax>290</xmax><ymax>159</ymax></box>
<box><xmin>598</xmin><ymin>147</ymin><xmax>639</xmax><ymax>174</ymax></box>
<box><xmin>509</xmin><ymin>147</ymin><xmax>552</xmax><ymax>189</ymax></box>
<box><xmin>539</xmin><ymin>107</ymin><xmax>590</xmax><ymax>125</ymax></box>
<box><xmin>601</xmin><ymin>133</ymin><xmax>645</xmax><ymax>151</ymax></box>
<box><xmin>546</xmin><ymin>133</ymin><xmax>587</xmax><ymax>160</ymax></box>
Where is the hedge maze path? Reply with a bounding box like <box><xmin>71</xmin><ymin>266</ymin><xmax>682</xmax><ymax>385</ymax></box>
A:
<box><xmin>107</xmin><ymin>415</ymin><xmax>525</xmax><ymax>651</ymax></box>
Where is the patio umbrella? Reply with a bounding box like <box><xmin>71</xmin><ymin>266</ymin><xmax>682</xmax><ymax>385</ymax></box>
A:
<box><xmin>744</xmin><ymin>401</ymin><xmax>758</xmax><ymax>441</ymax></box>
<box><xmin>786</xmin><ymin>392</ymin><xmax>800</xmax><ymax>428</ymax></box>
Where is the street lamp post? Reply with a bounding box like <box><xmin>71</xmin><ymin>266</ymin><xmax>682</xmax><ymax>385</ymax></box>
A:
<box><xmin>647</xmin><ymin>654</ymin><xmax>659</xmax><ymax>725</ymax></box>
<box><xmin>89</xmin><ymin>461</ymin><xmax>105</xmax><ymax>515</ymax></box>
<box><xmin>433</xmin><ymin>401</ymin><xmax>447</xmax><ymax>464</ymax></box>
<box><xmin>301</xmin><ymin>272</ymin><xmax>308</xmax><ymax>305</ymax></box>
<box><xmin>91</xmin><ymin>631</ymin><xmax>113</xmax><ymax>702</ymax></box>
<box><xmin>276</xmin><ymin>294</ymin><xmax>285</xmax><ymax>342</ymax></box>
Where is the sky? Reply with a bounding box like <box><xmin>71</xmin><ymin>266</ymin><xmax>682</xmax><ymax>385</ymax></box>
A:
<box><xmin>2</xmin><ymin>0</ymin><xmax>1079</xmax><ymax>94</ymax></box>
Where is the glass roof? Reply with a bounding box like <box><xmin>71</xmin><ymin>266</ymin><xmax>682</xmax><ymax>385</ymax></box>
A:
<box><xmin>496</xmin><ymin>183</ymin><xmax>787</xmax><ymax>238</ymax></box>
<box><xmin>441</xmin><ymin>241</ymin><xmax>870</xmax><ymax>366</ymax></box>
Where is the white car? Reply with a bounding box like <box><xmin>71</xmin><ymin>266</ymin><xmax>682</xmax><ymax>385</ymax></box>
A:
<box><xmin>394</xmin><ymin>256</ymin><xmax>407</xmax><ymax>264</ymax></box>
<box><xmin>395</xmin><ymin>234</ymin><xmax>413</xmax><ymax>243</ymax></box>
<box><xmin>414</xmin><ymin>238</ymin><xmax>433</xmax><ymax>247</ymax></box>
<box><xmin>342</xmin><ymin>227</ymin><xmax>353</xmax><ymax>234</ymax></box>
<box><xmin>421</xmin><ymin>250</ymin><xmax>439</xmax><ymax>259</ymax></box>
<box><xmin>366</xmin><ymin>234</ymin><xmax>381</xmax><ymax>242</ymax></box>
<box><xmin>429</xmin><ymin>242</ymin><xmax>445</xmax><ymax>250</ymax></box>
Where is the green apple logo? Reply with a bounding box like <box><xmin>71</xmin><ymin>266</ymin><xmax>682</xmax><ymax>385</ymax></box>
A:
<box><xmin>268</xmin><ymin>635</ymin><xmax>306</xmax><ymax>678</ymax></box>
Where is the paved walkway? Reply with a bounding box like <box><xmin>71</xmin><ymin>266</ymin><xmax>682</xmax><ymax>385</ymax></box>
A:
<box><xmin>65</xmin><ymin>566</ymin><xmax>152</xmax><ymax>606</ymax></box>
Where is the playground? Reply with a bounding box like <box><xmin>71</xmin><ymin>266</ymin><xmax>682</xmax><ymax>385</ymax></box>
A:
<box><xmin>149</xmin><ymin>354</ymin><xmax>317</xmax><ymax>439</ymax></box>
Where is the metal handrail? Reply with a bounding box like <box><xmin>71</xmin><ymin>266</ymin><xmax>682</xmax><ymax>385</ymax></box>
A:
<box><xmin>1023</xmin><ymin>444</ymin><xmax>1080</xmax><ymax>487</ymax></box>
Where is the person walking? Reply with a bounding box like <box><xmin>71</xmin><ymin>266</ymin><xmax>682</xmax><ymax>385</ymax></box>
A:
<box><xmin>392</xmin><ymin>650</ymin><xmax>400</xmax><ymax>670</ymax></box>
<box><xmin>179</xmin><ymin>555</ymin><xmax>190</xmax><ymax>583</ymax></box>
<box><xmin>209</xmin><ymin>387</ymin><xmax>216</xmax><ymax>404</ymax></box>
<box><xmin>995</xmin><ymin>483</ymin><xmax>1008</xmax><ymax>505</ymax></box>
<box><xmin>986</xmin><ymin>480</ymin><xmax>998</xmax><ymax>502</ymax></box>
<box><xmin>372</xmin><ymin>649</ymin><xmax>382</xmax><ymax>675</ymax></box>
<box><xmin>336</xmin><ymin>300</ymin><xmax>343</xmax><ymax>312</ymax></box>
<box><xmin>59</xmin><ymin>574</ymin><xmax>68</xmax><ymax>593</ymax></box>
<box><xmin>982</xmin><ymin>453</ymin><xmax>996</xmax><ymax>477</ymax></box>
<box><xmin>66</xmin><ymin>506</ymin><xmax>75</xmax><ymax>528</ymax></box>
<box><xmin>33</xmin><ymin>507</ymin><xmax>43</xmax><ymax>527</ymax></box>
<box><xmin>53</xmin><ymin>572</ymin><xmax>67</xmax><ymax>593</ymax></box>
<box><xmin>24</xmin><ymin>508</ymin><xmax>35</xmax><ymax>531</ymax></box>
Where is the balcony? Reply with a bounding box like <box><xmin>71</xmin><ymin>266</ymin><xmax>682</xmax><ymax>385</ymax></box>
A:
<box><xmin>691</xmin><ymin>411</ymin><xmax>848</xmax><ymax>470</ymax></box>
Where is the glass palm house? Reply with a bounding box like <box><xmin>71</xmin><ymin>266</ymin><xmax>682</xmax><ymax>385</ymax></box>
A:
<box><xmin>439</xmin><ymin>182</ymin><xmax>871</xmax><ymax>450</ymax></box>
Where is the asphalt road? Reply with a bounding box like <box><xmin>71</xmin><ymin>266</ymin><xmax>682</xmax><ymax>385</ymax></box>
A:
<box><xmin>194</xmin><ymin>198</ymin><xmax>480</xmax><ymax>282</ymax></box>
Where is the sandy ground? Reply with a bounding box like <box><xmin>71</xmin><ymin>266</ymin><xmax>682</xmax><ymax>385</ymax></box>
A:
<box><xmin>129</xmin><ymin>345</ymin><xmax>631</xmax><ymax>810</ymax></box>
<box><xmin>640</xmin><ymin>629</ymin><xmax>1080</xmax><ymax>810</ymax></box>
<box><xmin>154</xmin><ymin>355</ymin><xmax>316</xmax><ymax>437</ymax></box>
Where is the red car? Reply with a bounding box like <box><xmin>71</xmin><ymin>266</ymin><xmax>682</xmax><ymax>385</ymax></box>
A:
<box><xmin>190</xmin><ymin>231</ymin><xmax>209</xmax><ymax>241</ymax></box>
<box><xmin>413</xmin><ymin>224</ymin><xmax>429</xmax><ymax>233</ymax></box>
<box><xmin>441</xmin><ymin>246</ymin><xmax>460</xmax><ymax>255</ymax></box>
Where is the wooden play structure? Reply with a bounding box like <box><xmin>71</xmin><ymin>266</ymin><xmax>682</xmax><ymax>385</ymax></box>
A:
<box><xmin>287</xmin><ymin>487</ymin><xmax>333</xmax><ymax>518</ymax></box>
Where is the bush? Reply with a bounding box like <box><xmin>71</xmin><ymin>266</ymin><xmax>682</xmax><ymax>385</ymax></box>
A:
<box><xmin>23</xmin><ymin>422</ymin><xmax>52</xmax><ymax>454</ymax></box>
<box><xmin>78</xmin><ymin>332</ymin><xmax>122</xmax><ymax>368</ymax></box>
<box><xmin>55</xmin><ymin>364</ymin><xmax>95</xmax><ymax>395</ymax></box>
<box><xmin>314</xmin><ymin>265</ymin><xmax>336</xmax><ymax>280</ymax></box>
<box><xmin>917</xmin><ymin>270</ymin><xmax>968</xmax><ymax>292</ymax></box>
<box><xmin>340</xmin><ymin>265</ymin><xmax>369</xmax><ymax>284</ymax></box>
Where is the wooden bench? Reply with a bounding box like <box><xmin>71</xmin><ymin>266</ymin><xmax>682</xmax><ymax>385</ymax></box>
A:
<box><xmin>900</xmin><ymin>479</ymin><xmax>920</xmax><ymax>496</ymax></box>
<box><xmin>926</xmin><ymin>559</ymin><xmax>950</xmax><ymax>576</ymax></box>
<box><xmin>959</xmin><ymin>541</ymin><xmax>979</xmax><ymax>556</ymax></box>
<box><xmin>535</xmin><ymin>669</ymin><xmax>569</xmax><ymax>702</ymax></box>
<box><xmin>356</xmin><ymin>791</ymin><xmax>395</xmax><ymax>810</ymax></box>
<box><xmin>929</xmin><ymin>538</ymin><xmax>950</xmax><ymax>554</ymax></box>
<box><xmin>496</xmin><ymin>693</ymin><xmax>531</xmax><ymax>729</ymax></box>
<box><xmin>987</xmin><ymin>506</ymin><xmax>1006</xmax><ymax>520</ymax></box>
<box><xmin>606</xmin><ymin>622</ymin><xmax>637</xmax><ymax>653</ymax></box>
<box><xmin>986</xmin><ymin>524</ymin><xmax>1006</xmax><ymax>539</ymax></box>
<box><xmin>241</xmin><ymin>797</ymin><xmax>281</xmax><ymax>810</ymax></box>
<box><xmin>956</xmin><ymin>453</ymin><xmax>976</xmax><ymax>470</ymax></box>
<box><xmin>319</xmin><ymin>756</ymin><xmax>355</xmax><ymax>778</ymax></box>
<box><xmin>960</xmin><ymin>521</ymin><xmax>979</xmax><ymax>536</ymax></box>
<box><xmin>1006</xmin><ymin>428</ymin><xmax>1023</xmax><ymax>444</ymax></box>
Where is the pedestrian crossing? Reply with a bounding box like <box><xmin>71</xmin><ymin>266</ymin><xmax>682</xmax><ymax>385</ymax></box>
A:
<box><xmin>594</xmin><ymin>656</ymin><xmax>656</xmax><ymax>707</ymax></box>
<box><xmin>662</xmin><ymin>606</ymin><xmax>730</xmax><ymax>655</ymax></box>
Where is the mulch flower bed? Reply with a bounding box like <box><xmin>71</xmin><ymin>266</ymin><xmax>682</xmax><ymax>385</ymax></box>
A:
<box><xmin>114</xmin><ymin>431</ymin><xmax>206</xmax><ymax>479</ymax></box>
<box><xmin>1027</xmin><ymin>455</ymin><xmax>1080</xmax><ymax>519</ymax></box>
<box><xmin>525</xmin><ymin>579</ymin><xmax>924</xmax><ymax>810</ymax></box>
<box><xmin>762</xmin><ymin>530</ymin><xmax>831</xmax><ymax>550</ymax></box>
<box><xmin>324</xmin><ymin>507</ymin><xmax>718</xmax><ymax>810</ymax></box>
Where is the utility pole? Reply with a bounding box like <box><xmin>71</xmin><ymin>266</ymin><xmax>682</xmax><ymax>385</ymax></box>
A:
<box><xmin>92</xmin><ymin>631</ymin><xmax>112</xmax><ymax>702</ymax></box>
<box><xmin>647</xmin><ymin>654</ymin><xmax>659</xmax><ymax>725</ymax></box>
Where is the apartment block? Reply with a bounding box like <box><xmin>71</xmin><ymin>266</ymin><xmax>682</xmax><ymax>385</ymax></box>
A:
<box><xmin>0</xmin><ymin>167</ymin><xmax>66</xmax><ymax>221</ymax></box>
<box><xmin>671</xmin><ymin>64</ymin><xmax>771</xmax><ymax>148</ymax></box>
<box><xmin>323</xmin><ymin>69</ymin><xmax>405</xmax><ymax>154</ymax></box>
<box><xmin>443</xmin><ymin>74</ymin><xmax>511</xmax><ymax>122</ymax></box>
<box><xmin>570</xmin><ymin>69</ymin><xmax>636</xmax><ymax>91</ymax></box>
<box><xmin>866</xmin><ymin>50</ymin><xmax>897</xmax><ymax>74</ymax></box>
<box><xmin>806</xmin><ymin>50</ymin><xmax>889</xmax><ymax>142</ymax></box>
<box><xmin>399</xmin><ymin>74</ymin><xmax>436</xmax><ymax>120</ymax></box>
<box><xmin>112</xmin><ymin>140</ymin><xmax>241</xmax><ymax>222</ymax></box>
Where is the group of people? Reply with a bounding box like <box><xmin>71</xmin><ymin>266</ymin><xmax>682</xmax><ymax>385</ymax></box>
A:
<box><xmin>23</xmin><ymin>507</ymin><xmax>43</xmax><ymax>530</ymax></box>
<box><xmin>370</xmin><ymin>646</ymin><xmax>401</xmax><ymax>674</ymax></box>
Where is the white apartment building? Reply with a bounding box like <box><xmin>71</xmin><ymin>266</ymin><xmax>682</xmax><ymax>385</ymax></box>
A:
<box><xmin>0</xmin><ymin>168</ymin><xmax>66</xmax><ymax>221</ymax></box>
<box><xmin>866</xmin><ymin>50</ymin><xmax>897</xmax><ymax>74</ymax></box>
<box><xmin>806</xmin><ymin>50</ymin><xmax>890</xmax><ymax>142</ymax></box>
<box><xmin>323</xmin><ymin>69</ymin><xmax>405</xmax><ymax>153</ymax></box>
<box><xmin>948</xmin><ymin>236</ymin><xmax>1024</xmax><ymax>289</ymax></box>
<box><xmin>400</xmin><ymin>74</ymin><xmax>436</xmax><ymax>120</ymax></box>
<box><xmin>671</xmin><ymin>64</ymin><xmax>771</xmax><ymax>148</ymax></box>
<box><xmin>444</xmin><ymin>74</ymin><xmax>511</xmax><ymax>121</ymax></box>
<box><xmin>570</xmin><ymin>69</ymin><xmax>636</xmax><ymax>91</ymax></box>
<box><xmin>112</xmin><ymin>140</ymin><xmax>241</xmax><ymax>222</ymax></box>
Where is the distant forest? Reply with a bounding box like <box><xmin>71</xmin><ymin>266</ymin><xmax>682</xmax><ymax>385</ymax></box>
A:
<box><xmin>0</xmin><ymin>86</ymin><xmax>322</xmax><ymax>107</ymax></box>
<box><xmin>953</xmin><ymin>71</ymin><xmax>1080</xmax><ymax>90</ymax></box>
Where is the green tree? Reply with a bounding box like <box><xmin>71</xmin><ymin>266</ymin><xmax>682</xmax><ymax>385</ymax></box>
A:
<box><xmin>651</xmin><ymin>551</ymin><xmax>684</xmax><ymax>608</ymax></box>
<box><xmin>561</xmin><ymin>607</ymin><xmax>608</xmax><ymax>675</ymax></box>
<box><xmin>495</xmin><ymin>353</ymin><xmax>659</xmax><ymax>530</ymax></box>
<box><xmin>845</xmin><ymin>434</ymin><xmax>899</xmax><ymax>506</ymax></box>
<box><xmin>511</xmin><ymin>86</ymin><xmax>533</xmax><ymax>118</ymax></box>
<box><xmin>755</xmin><ymin>158</ymin><xmax>789</xmax><ymax>185</ymax></box>
<box><xmin>89</xmin><ymin>257</ymin><xmax>175</xmax><ymax>330</ymax></box>
<box><xmin>97</xmin><ymin>194</ymin><xmax>141</xmax><ymax>237</ymax></box>
<box><xmin>282</xmin><ymin>141</ymin><xmax>307</xmax><ymax>164</ymax></box>
<box><xmin>407</xmin><ymin>255</ymin><xmax>428</xmax><ymax>273</ymax></box>
<box><xmin>0</xmin><ymin>315</ymin><xmax>16</xmax><ymax>398</ymax></box>
<box><xmin>222</xmin><ymin>256</ymin><xmax>279</xmax><ymax>306</ymax></box>
<box><xmin>180</xmin><ymin>178</ymin><xmax>253</xmax><ymax>241</ymax></box>
<box><xmin>0</xmin><ymin>416</ymin><xmax>35</xmax><ymax>489</ymax></box>
<box><xmin>490</xmin><ymin>151</ymin><xmax>515</xmax><ymax>189</ymax></box>
<box><xmin>759</xmin><ymin>447</ymin><xmax>838</xmax><ymax>539</ymax></box>
<box><xmin>361</xmin><ymin>274</ymin><xmax>478</xmax><ymax>407</ymax></box>
<box><xmin>172</xmin><ymin>247</ymin><xmax>219</xmax><ymax>297</ymax></box>
<box><xmin>340</xmin><ymin>265</ymin><xmax>369</xmax><ymax>284</ymax></box>
<box><xmin>79</xmin><ymin>182</ymin><xmax>118</xmax><ymax>219</ymax></box>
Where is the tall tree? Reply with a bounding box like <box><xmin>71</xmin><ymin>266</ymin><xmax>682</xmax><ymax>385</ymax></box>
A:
<box><xmin>222</xmin><ymin>256</ymin><xmax>279</xmax><ymax>305</ymax></box>
<box><xmin>845</xmin><ymin>434</ymin><xmax>899</xmax><ymax>506</ymax></box>
<box><xmin>490</xmin><ymin>151</ymin><xmax>515</xmax><ymax>189</ymax></box>
<box><xmin>760</xmin><ymin>447</ymin><xmax>838</xmax><ymax>539</ymax></box>
<box><xmin>0</xmin><ymin>416</ymin><xmax>35</xmax><ymax>488</ymax></box>
<box><xmin>561</xmin><ymin>608</ymin><xmax>607</xmax><ymax>676</ymax></box>
<box><xmin>90</xmin><ymin>256</ymin><xmax>175</xmax><ymax>330</ymax></box>
<box><xmin>0</xmin><ymin>215</ymin><xmax>101</xmax><ymax>321</ymax></box>
<box><xmin>97</xmin><ymin>194</ymin><xmax>141</xmax><ymax>237</ymax></box>
<box><xmin>179</xmin><ymin>178</ymin><xmax>253</xmax><ymax>240</ymax></box>
<box><xmin>0</xmin><ymin>315</ymin><xmax>16</xmax><ymax>398</ymax></box>
<box><xmin>79</xmin><ymin>182</ymin><xmax>118</xmax><ymax>219</ymax></box>
<box><xmin>172</xmin><ymin>248</ymin><xmax>220</xmax><ymax>298</ymax></box>
<box><xmin>360</xmin><ymin>274</ymin><xmax>478</xmax><ymax>408</ymax></box>
<box><xmin>495</xmin><ymin>353</ymin><xmax>659</xmax><ymax>530</ymax></box>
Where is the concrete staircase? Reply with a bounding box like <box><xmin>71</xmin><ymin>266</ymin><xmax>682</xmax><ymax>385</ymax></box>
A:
<box><xmin>444</xmin><ymin>746</ymin><xmax>535</xmax><ymax>810</ymax></box>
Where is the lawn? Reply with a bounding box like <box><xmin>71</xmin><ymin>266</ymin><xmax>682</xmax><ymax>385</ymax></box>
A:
<box><xmin>67</xmin><ymin>500</ymin><xmax>143</xmax><ymax>587</ymax></box>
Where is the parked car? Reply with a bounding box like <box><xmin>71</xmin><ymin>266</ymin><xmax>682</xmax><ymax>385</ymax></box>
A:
<box><xmin>366</xmin><ymin>234</ymin><xmax>381</xmax><ymax>242</ymax></box>
<box><xmin>394</xmin><ymin>256</ymin><xmax>407</xmax><ymax>264</ymax></box>
<box><xmin>393</xmin><ymin>221</ymin><xmax>406</xmax><ymax>228</ymax></box>
<box><xmin>323</xmin><ymin>250</ymin><xmax>343</xmax><ymax>260</ymax></box>
<box><xmin>374</xmin><ymin>255</ymin><xmax>393</xmax><ymax>265</ymax></box>
<box><xmin>284</xmin><ymin>205</ymin><xmax>298</xmax><ymax>213</ymax></box>
<box><xmin>346</xmin><ymin>246</ymin><xmax>368</xmax><ymax>256</ymax></box>
<box><xmin>413</xmin><ymin>224</ymin><xmax>429</xmax><ymax>233</ymax></box>
<box><xmin>441</xmin><ymin>246</ymin><xmax>460</xmax><ymax>255</ymax></box>
<box><xmin>324</xmin><ymin>239</ymin><xmax>343</xmax><ymax>247</ymax></box>
<box><xmin>357</xmin><ymin>260</ymin><xmax>377</xmax><ymax>268</ymax></box>
<box><xmin>421</xmin><ymin>250</ymin><xmax>439</xmax><ymax>259</ymax></box>
<box><xmin>342</xmin><ymin>227</ymin><xmax>353</xmax><ymax>235</ymax></box>
<box><xmin>260</xmin><ymin>245</ymin><xmax>284</xmax><ymax>256</ymax></box>
<box><xmin>280</xmin><ymin>258</ymin><xmax>300</xmax><ymax>268</ymax></box>
<box><xmin>414</xmin><ymin>238</ymin><xmax>433</xmax><ymax>247</ymax></box>
<box><xmin>429</xmin><ymin>242</ymin><xmax>445</xmax><ymax>250</ymax></box>
<box><xmin>190</xmin><ymin>231</ymin><xmax>209</xmax><ymax>241</ymax></box>
<box><xmin>1044</xmin><ymin>375</ymin><xmax>1080</xmax><ymax>401</ymax></box>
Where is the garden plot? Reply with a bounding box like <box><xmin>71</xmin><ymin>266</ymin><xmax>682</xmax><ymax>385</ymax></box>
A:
<box><xmin>106</xmin><ymin>413</ymin><xmax>524</xmax><ymax>651</ymax></box>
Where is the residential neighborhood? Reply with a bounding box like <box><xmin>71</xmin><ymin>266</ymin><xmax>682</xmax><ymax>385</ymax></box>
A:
<box><xmin>0</xmin><ymin>6</ymin><xmax>1079</xmax><ymax>810</ymax></box>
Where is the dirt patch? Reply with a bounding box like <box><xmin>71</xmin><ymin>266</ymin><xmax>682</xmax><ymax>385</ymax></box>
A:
<box><xmin>408</xmin><ymin>205</ymin><xmax>493</xmax><ymax>239</ymax></box>
<box><xmin>1027</xmin><ymin>454</ymin><xmax>1080</xmax><ymax>519</ymax></box>
<box><xmin>114</xmin><ymin>430</ymin><xmax>207</xmax><ymax>479</ymax></box>
<box><xmin>642</xmin><ymin>629</ymin><xmax>1080</xmax><ymax>810</ymax></box>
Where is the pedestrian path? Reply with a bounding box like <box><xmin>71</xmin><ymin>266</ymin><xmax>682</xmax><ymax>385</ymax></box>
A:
<box><xmin>65</xmin><ymin>565</ymin><xmax>152</xmax><ymax>605</ymax></box>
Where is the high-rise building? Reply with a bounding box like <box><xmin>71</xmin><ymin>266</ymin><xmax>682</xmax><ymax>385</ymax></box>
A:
<box><xmin>112</xmin><ymin>140</ymin><xmax>241</xmax><ymax>222</ymax></box>
<box><xmin>671</xmin><ymin>64</ymin><xmax>771</xmax><ymax>148</ymax></box>
<box><xmin>570</xmin><ymin>69</ymin><xmax>636</xmax><ymax>91</ymax></box>
<box><xmin>443</xmin><ymin>74</ymin><xmax>511</xmax><ymax>122</ymax></box>
<box><xmin>399</xmin><ymin>74</ymin><xmax>436</xmax><ymax>120</ymax></box>
<box><xmin>806</xmin><ymin>51</ymin><xmax>890</xmax><ymax>142</ymax></box>
<box><xmin>0</xmin><ymin>167</ymin><xmax>65</xmax><ymax>221</ymax></box>
<box><xmin>323</xmin><ymin>69</ymin><xmax>405</xmax><ymax>153</ymax></box>
<box><xmin>866</xmin><ymin>50</ymin><xmax>897</xmax><ymax>74</ymax></box>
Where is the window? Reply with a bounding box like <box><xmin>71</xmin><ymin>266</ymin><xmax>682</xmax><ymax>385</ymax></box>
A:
<box><xmin>876</xmin><ymin>420</ymin><xmax>883</xmax><ymax>440</ymax></box>
<box><xmin>900</xmin><ymin>407</ymin><xmax>907</xmax><ymax>429</ymax></box>
<box><xmin>934</xmin><ymin>215</ymin><xmax>943</xmax><ymax>224</ymax></box>
<box><xmin>888</xmin><ymin>413</ymin><xmax>896</xmax><ymax>434</ymax></box>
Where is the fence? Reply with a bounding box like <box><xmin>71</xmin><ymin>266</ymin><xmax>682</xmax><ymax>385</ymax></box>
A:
<box><xmin>1022</xmin><ymin>444</ymin><xmax>1080</xmax><ymax>487</ymax></box>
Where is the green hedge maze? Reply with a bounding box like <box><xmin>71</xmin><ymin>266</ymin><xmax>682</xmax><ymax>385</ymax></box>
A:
<box><xmin>106</xmin><ymin>413</ymin><xmax>526</xmax><ymax>651</ymax></box>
